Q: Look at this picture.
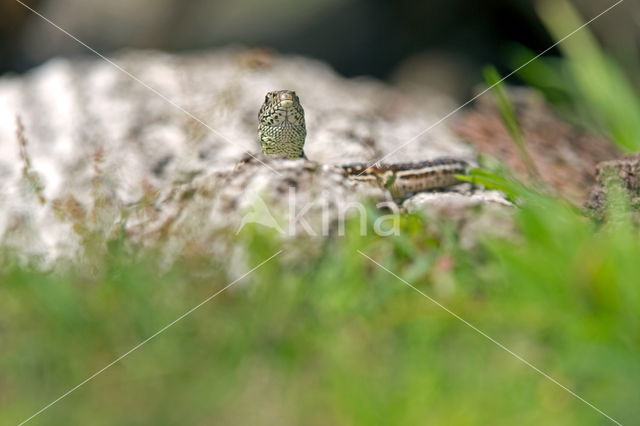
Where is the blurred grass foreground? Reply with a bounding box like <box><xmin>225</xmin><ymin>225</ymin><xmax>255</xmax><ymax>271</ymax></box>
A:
<box><xmin>2</xmin><ymin>193</ymin><xmax>639</xmax><ymax>425</ymax></box>
<box><xmin>2</xmin><ymin>1</ymin><xmax>640</xmax><ymax>426</ymax></box>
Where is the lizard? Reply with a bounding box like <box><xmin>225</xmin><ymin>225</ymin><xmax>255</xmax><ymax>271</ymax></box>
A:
<box><xmin>258</xmin><ymin>89</ymin><xmax>470</xmax><ymax>199</ymax></box>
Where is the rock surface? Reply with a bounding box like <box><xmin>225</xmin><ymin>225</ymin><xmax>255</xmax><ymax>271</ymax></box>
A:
<box><xmin>584</xmin><ymin>153</ymin><xmax>640</xmax><ymax>220</ymax></box>
<box><xmin>0</xmin><ymin>47</ymin><xmax>503</xmax><ymax>264</ymax></box>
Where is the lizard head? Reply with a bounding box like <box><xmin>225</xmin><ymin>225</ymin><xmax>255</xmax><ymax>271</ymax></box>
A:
<box><xmin>258</xmin><ymin>89</ymin><xmax>307</xmax><ymax>158</ymax></box>
<box><xmin>263</xmin><ymin>90</ymin><xmax>300</xmax><ymax>110</ymax></box>
<box><xmin>259</xmin><ymin>89</ymin><xmax>306</xmax><ymax>129</ymax></box>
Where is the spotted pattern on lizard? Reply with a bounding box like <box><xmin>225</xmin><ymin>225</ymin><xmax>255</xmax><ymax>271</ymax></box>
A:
<box><xmin>258</xmin><ymin>90</ymin><xmax>307</xmax><ymax>158</ymax></box>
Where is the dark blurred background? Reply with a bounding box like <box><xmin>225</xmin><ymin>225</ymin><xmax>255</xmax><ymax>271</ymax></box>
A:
<box><xmin>0</xmin><ymin>0</ymin><xmax>634</xmax><ymax>99</ymax></box>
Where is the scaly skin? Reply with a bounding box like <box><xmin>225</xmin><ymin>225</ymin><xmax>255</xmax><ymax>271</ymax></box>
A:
<box><xmin>341</xmin><ymin>158</ymin><xmax>470</xmax><ymax>199</ymax></box>
<box><xmin>258</xmin><ymin>90</ymin><xmax>307</xmax><ymax>159</ymax></box>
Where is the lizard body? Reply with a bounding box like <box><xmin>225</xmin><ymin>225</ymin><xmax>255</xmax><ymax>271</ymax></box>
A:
<box><xmin>258</xmin><ymin>90</ymin><xmax>469</xmax><ymax>198</ymax></box>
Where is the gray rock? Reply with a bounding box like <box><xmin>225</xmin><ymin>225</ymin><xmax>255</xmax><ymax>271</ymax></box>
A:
<box><xmin>0</xmin><ymin>48</ymin><xmax>506</xmax><ymax>264</ymax></box>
